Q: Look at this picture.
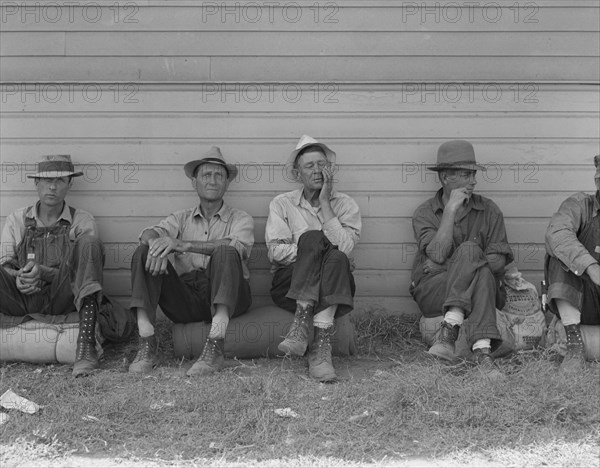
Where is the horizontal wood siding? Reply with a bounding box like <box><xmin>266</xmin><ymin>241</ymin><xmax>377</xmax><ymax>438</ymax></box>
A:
<box><xmin>1</xmin><ymin>2</ymin><xmax>599</xmax><ymax>315</ymax></box>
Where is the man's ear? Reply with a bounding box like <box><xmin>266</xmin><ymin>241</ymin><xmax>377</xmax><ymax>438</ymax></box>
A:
<box><xmin>191</xmin><ymin>177</ymin><xmax>197</xmax><ymax>189</ymax></box>
<box><xmin>291</xmin><ymin>167</ymin><xmax>300</xmax><ymax>181</ymax></box>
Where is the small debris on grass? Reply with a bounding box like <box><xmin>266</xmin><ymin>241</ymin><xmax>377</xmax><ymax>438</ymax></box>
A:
<box><xmin>209</xmin><ymin>442</ymin><xmax>223</xmax><ymax>450</ymax></box>
<box><xmin>274</xmin><ymin>407</ymin><xmax>299</xmax><ymax>418</ymax></box>
<box><xmin>33</xmin><ymin>368</ymin><xmax>42</xmax><ymax>374</ymax></box>
<box><xmin>150</xmin><ymin>401</ymin><xmax>175</xmax><ymax>410</ymax></box>
<box><xmin>347</xmin><ymin>410</ymin><xmax>370</xmax><ymax>422</ymax></box>
<box><xmin>82</xmin><ymin>415</ymin><xmax>100</xmax><ymax>422</ymax></box>
<box><xmin>0</xmin><ymin>389</ymin><xmax>41</xmax><ymax>414</ymax></box>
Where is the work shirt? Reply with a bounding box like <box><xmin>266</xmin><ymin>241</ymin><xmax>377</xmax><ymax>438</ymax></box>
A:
<box><xmin>545</xmin><ymin>191</ymin><xmax>600</xmax><ymax>277</ymax></box>
<box><xmin>141</xmin><ymin>203</ymin><xmax>254</xmax><ymax>280</ymax></box>
<box><xmin>411</xmin><ymin>189</ymin><xmax>513</xmax><ymax>281</ymax></box>
<box><xmin>0</xmin><ymin>202</ymin><xmax>97</xmax><ymax>267</ymax></box>
<box><xmin>265</xmin><ymin>188</ymin><xmax>361</xmax><ymax>269</ymax></box>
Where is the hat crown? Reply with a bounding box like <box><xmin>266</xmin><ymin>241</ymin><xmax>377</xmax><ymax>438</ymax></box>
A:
<box><xmin>294</xmin><ymin>135</ymin><xmax>319</xmax><ymax>151</ymax></box>
<box><xmin>40</xmin><ymin>154</ymin><xmax>74</xmax><ymax>164</ymax></box>
<box><xmin>183</xmin><ymin>146</ymin><xmax>238</xmax><ymax>181</ymax></box>
<box><xmin>436</xmin><ymin>140</ymin><xmax>477</xmax><ymax>166</ymax></box>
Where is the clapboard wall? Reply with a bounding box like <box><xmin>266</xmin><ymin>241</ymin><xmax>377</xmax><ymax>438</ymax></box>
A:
<box><xmin>1</xmin><ymin>1</ymin><xmax>599</xmax><ymax>315</ymax></box>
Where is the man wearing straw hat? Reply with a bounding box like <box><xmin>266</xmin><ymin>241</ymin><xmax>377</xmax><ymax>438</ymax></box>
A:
<box><xmin>410</xmin><ymin>140</ymin><xmax>513</xmax><ymax>380</ymax></box>
<box><xmin>0</xmin><ymin>155</ymin><xmax>130</xmax><ymax>376</ymax></box>
<box><xmin>128</xmin><ymin>147</ymin><xmax>254</xmax><ymax>376</ymax></box>
<box><xmin>265</xmin><ymin>135</ymin><xmax>362</xmax><ymax>382</ymax></box>
<box><xmin>545</xmin><ymin>155</ymin><xmax>600</xmax><ymax>372</ymax></box>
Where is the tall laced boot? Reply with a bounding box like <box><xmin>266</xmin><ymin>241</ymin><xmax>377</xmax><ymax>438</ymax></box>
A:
<box><xmin>427</xmin><ymin>321</ymin><xmax>459</xmax><ymax>362</ymax></box>
<box><xmin>129</xmin><ymin>335</ymin><xmax>159</xmax><ymax>374</ymax></box>
<box><xmin>561</xmin><ymin>324</ymin><xmax>586</xmax><ymax>373</ymax></box>
<box><xmin>278</xmin><ymin>303</ymin><xmax>313</xmax><ymax>356</ymax></box>
<box><xmin>308</xmin><ymin>326</ymin><xmax>337</xmax><ymax>382</ymax></box>
<box><xmin>473</xmin><ymin>347</ymin><xmax>505</xmax><ymax>382</ymax></box>
<box><xmin>187</xmin><ymin>337</ymin><xmax>225</xmax><ymax>377</ymax></box>
<box><xmin>73</xmin><ymin>296</ymin><xmax>99</xmax><ymax>377</ymax></box>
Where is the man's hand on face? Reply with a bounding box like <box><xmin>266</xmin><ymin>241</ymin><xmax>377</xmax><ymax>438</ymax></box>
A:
<box><xmin>446</xmin><ymin>188</ymin><xmax>470</xmax><ymax>213</ymax></box>
<box><xmin>16</xmin><ymin>261</ymin><xmax>43</xmax><ymax>295</ymax></box>
<box><xmin>318</xmin><ymin>165</ymin><xmax>334</xmax><ymax>206</ymax></box>
<box><xmin>586</xmin><ymin>263</ymin><xmax>600</xmax><ymax>286</ymax></box>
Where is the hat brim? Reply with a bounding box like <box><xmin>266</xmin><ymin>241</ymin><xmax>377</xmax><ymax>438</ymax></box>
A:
<box><xmin>27</xmin><ymin>171</ymin><xmax>84</xmax><ymax>178</ymax></box>
<box><xmin>184</xmin><ymin>160</ymin><xmax>238</xmax><ymax>181</ymax></box>
<box><xmin>427</xmin><ymin>163</ymin><xmax>486</xmax><ymax>172</ymax></box>
<box><xmin>287</xmin><ymin>142</ymin><xmax>336</xmax><ymax>166</ymax></box>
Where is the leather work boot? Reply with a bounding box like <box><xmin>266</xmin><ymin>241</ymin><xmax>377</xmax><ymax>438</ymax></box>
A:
<box><xmin>560</xmin><ymin>324</ymin><xmax>586</xmax><ymax>373</ymax></box>
<box><xmin>278</xmin><ymin>303</ymin><xmax>313</xmax><ymax>356</ymax></box>
<box><xmin>427</xmin><ymin>321</ymin><xmax>459</xmax><ymax>362</ymax></box>
<box><xmin>187</xmin><ymin>337</ymin><xmax>225</xmax><ymax>377</ymax></box>
<box><xmin>473</xmin><ymin>347</ymin><xmax>505</xmax><ymax>382</ymax></box>
<box><xmin>129</xmin><ymin>335</ymin><xmax>159</xmax><ymax>373</ymax></box>
<box><xmin>308</xmin><ymin>326</ymin><xmax>337</xmax><ymax>382</ymax></box>
<box><xmin>73</xmin><ymin>296</ymin><xmax>99</xmax><ymax>377</ymax></box>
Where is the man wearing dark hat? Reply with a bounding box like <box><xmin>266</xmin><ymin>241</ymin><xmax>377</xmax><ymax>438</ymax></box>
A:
<box><xmin>0</xmin><ymin>155</ymin><xmax>126</xmax><ymax>376</ymax></box>
<box><xmin>410</xmin><ymin>140</ymin><xmax>513</xmax><ymax>379</ymax></box>
<box><xmin>128</xmin><ymin>147</ymin><xmax>254</xmax><ymax>376</ymax></box>
<box><xmin>265</xmin><ymin>135</ymin><xmax>361</xmax><ymax>382</ymax></box>
<box><xmin>545</xmin><ymin>155</ymin><xmax>600</xmax><ymax>372</ymax></box>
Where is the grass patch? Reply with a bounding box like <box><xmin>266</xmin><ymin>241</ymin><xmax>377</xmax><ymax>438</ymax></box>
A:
<box><xmin>1</xmin><ymin>311</ymin><xmax>599</xmax><ymax>467</ymax></box>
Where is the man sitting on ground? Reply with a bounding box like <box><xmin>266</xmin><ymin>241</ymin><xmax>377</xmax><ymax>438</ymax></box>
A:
<box><xmin>265</xmin><ymin>135</ymin><xmax>362</xmax><ymax>382</ymax></box>
<box><xmin>410</xmin><ymin>140</ymin><xmax>513</xmax><ymax>380</ymax></box>
<box><xmin>0</xmin><ymin>155</ymin><xmax>130</xmax><ymax>376</ymax></box>
<box><xmin>128</xmin><ymin>147</ymin><xmax>254</xmax><ymax>376</ymax></box>
<box><xmin>545</xmin><ymin>155</ymin><xmax>600</xmax><ymax>372</ymax></box>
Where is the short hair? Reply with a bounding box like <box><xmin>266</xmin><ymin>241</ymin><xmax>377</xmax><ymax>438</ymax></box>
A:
<box><xmin>294</xmin><ymin>145</ymin><xmax>327</xmax><ymax>168</ymax></box>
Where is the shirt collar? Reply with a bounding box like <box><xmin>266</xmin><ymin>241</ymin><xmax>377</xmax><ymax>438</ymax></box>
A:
<box><xmin>193</xmin><ymin>202</ymin><xmax>232</xmax><ymax>221</ymax></box>
<box><xmin>433</xmin><ymin>188</ymin><xmax>484</xmax><ymax>213</ymax></box>
<box><xmin>30</xmin><ymin>201</ymin><xmax>73</xmax><ymax>224</ymax></box>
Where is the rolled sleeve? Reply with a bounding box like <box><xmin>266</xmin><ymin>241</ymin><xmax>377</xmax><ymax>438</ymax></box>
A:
<box><xmin>72</xmin><ymin>212</ymin><xmax>98</xmax><ymax>239</ymax></box>
<box><xmin>546</xmin><ymin>193</ymin><xmax>597</xmax><ymax>276</ymax></box>
<box><xmin>225</xmin><ymin>212</ymin><xmax>254</xmax><ymax>261</ymax></box>
<box><xmin>322</xmin><ymin>200</ymin><xmax>361</xmax><ymax>256</ymax></box>
<box><xmin>265</xmin><ymin>199</ymin><xmax>298</xmax><ymax>265</ymax></box>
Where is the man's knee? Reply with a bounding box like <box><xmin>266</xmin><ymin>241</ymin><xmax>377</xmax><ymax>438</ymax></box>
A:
<box><xmin>211</xmin><ymin>245</ymin><xmax>241</xmax><ymax>266</ymax></box>
<box><xmin>132</xmin><ymin>243</ymin><xmax>150</xmax><ymax>266</ymax></box>
<box><xmin>74</xmin><ymin>235</ymin><xmax>104</xmax><ymax>264</ymax></box>
<box><xmin>298</xmin><ymin>230</ymin><xmax>326</xmax><ymax>250</ymax></box>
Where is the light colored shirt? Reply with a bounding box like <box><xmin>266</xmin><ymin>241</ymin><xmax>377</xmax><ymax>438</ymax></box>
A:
<box><xmin>265</xmin><ymin>188</ymin><xmax>361</xmax><ymax>270</ymax></box>
<box><xmin>545</xmin><ymin>191</ymin><xmax>599</xmax><ymax>277</ymax></box>
<box><xmin>1</xmin><ymin>202</ymin><xmax>97</xmax><ymax>266</ymax></box>
<box><xmin>141</xmin><ymin>203</ymin><xmax>254</xmax><ymax>280</ymax></box>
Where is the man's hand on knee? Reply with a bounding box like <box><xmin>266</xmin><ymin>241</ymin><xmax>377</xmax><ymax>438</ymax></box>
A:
<box><xmin>144</xmin><ymin>249</ymin><xmax>169</xmax><ymax>276</ymax></box>
<box><xmin>16</xmin><ymin>262</ymin><xmax>42</xmax><ymax>295</ymax></box>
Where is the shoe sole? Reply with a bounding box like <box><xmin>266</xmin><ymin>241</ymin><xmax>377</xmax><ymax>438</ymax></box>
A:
<box><xmin>427</xmin><ymin>348</ymin><xmax>457</xmax><ymax>362</ymax></box>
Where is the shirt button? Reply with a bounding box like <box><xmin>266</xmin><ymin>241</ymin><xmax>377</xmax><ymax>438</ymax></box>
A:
<box><xmin>205</xmin><ymin>231</ymin><xmax>207</xmax><ymax>235</ymax></box>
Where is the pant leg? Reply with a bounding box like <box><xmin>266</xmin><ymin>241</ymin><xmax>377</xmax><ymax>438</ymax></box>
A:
<box><xmin>129</xmin><ymin>244</ymin><xmax>211</xmax><ymax>325</ymax></box>
<box><xmin>410</xmin><ymin>270</ymin><xmax>447</xmax><ymax>317</ymax></box>
<box><xmin>68</xmin><ymin>235</ymin><xmax>105</xmax><ymax>311</ymax></box>
<box><xmin>0</xmin><ymin>267</ymin><xmax>30</xmax><ymax>316</ymax></box>
<box><xmin>546</xmin><ymin>254</ymin><xmax>600</xmax><ymax>325</ymax></box>
<box><xmin>207</xmin><ymin>245</ymin><xmax>252</xmax><ymax>319</ymax></box>
<box><xmin>270</xmin><ymin>265</ymin><xmax>296</xmax><ymax>312</ymax></box>
<box><xmin>286</xmin><ymin>230</ymin><xmax>335</xmax><ymax>303</ymax></box>
<box><xmin>319</xmin><ymin>249</ymin><xmax>355</xmax><ymax>318</ymax></box>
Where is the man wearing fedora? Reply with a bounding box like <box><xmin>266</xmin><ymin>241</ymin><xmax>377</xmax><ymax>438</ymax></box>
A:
<box><xmin>545</xmin><ymin>155</ymin><xmax>600</xmax><ymax>372</ymax></box>
<box><xmin>265</xmin><ymin>135</ymin><xmax>361</xmax><ymax>382</ymax></box>
<box><xmin>410</xmin><ymin>140</ymin><xmax>513</xmax><ymax>379</ymax></box>
<box><xmin>128</xmin><ymin>147</ymin><xmax>254</xmax><ymax>376</ymax></box>
<box><xmin>0</xmin><ymin>155</ymin><xmax>129</xmax><ymax>376</ymax></box>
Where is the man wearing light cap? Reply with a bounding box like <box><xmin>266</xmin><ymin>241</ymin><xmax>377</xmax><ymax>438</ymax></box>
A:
<box><xmin>128</xmin><ymin>147</ymin><xmax>254</xmax><ymax>376</ymax></box>
<box><xmin>265</xmin><ymin>135</ymin><xmax>361</xmax><ymax>382</ymax></box>
<box><xmin>0</xmin><ymin>155</ymin><xmax>131</xmax><ymax>376</ymax></box>
<box><xmin>410</xmin><ymin>140</ymin><xmax>513</xmax><ymax>380</ymax></box>
<box><xmin>545</xmin><ymin>155</ymin><xmax>600</xmax><ymax>372</ymax></box>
